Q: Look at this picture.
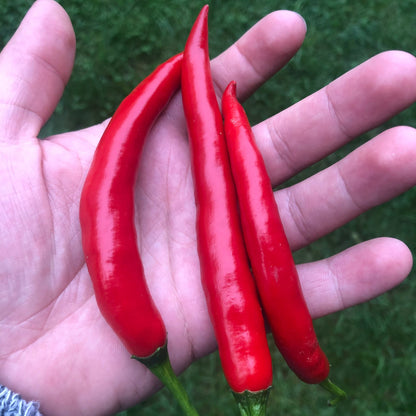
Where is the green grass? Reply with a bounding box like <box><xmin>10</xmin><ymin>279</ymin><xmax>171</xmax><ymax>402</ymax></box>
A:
<box><xmin>1</xmin><ymin>1</ymin><xmax>415</xmax><ymax>415</ymax></box>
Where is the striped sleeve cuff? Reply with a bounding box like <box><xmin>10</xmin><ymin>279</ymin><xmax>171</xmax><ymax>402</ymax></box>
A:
<box><xmin>0</xmin><ymin>385</ymin><xmax>42</xmax><ymax>416</ymax></box>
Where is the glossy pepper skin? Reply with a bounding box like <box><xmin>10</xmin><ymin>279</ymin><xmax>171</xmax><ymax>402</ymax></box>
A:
<box><xmin>222</xmin><ymin>81</ymin><xmax>346</xmax><ymax>405</ymax></box>
<box><xmin>80</xmin><ymin>54</ymin><xmax>200</xmax><ymax>416</ymax></box>
<box><xmin>80</xmin><ymin>53</ymin><xmax>182</xmax><ymax>358</ymax></box>
<box><xmin>182</xmin><ymin>6</ymin><xmax>272</xmax><ymax>415</ymax></box>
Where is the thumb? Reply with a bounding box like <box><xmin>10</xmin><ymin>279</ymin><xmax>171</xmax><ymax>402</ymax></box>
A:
<box><xmin>0</xmin><ymin>0</ymin><xmax>76</xmax><ymax>141</ymax></box>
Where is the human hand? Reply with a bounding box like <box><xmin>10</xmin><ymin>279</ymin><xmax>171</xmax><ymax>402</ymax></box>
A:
<box><xmin>0</xmin><ymin>1</ymin><xmax>415</xmax><ymax>415</ymax></box>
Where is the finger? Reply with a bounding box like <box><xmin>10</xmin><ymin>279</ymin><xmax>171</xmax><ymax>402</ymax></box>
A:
<box><xmin>254</xmin><ymin>51</ymin><xmax>416</xmax><ymax>184</ymax></box>
<box><xmin>211</xmin><ymin>10</ymin><xmax>307</xmax><ymax>101</ymax></box>
<box><xmin>276</xmin><ymin>126</ymin><xmax>416</xmax><ymax>250</ymax></box>
<box><xmin>167</xmin><ymin>10</ymin><xmax>306</xmax><ymax>134</ymax></box>
<box><xmin>298</xmin><ymin>238</ymin><xmax>413</xmax><ymax>319</ymax></box>
<box><xmin>0</xmin><ymin>0</ymin><xmax>75</xmax><ymax>141</ymax></box>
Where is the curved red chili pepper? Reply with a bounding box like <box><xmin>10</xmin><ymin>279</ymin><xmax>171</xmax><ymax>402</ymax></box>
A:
<box><xmin>80</xmin><ymin>53</ymin><xmax>200</xmax><ymax>416</ymax></box>
<box><xmin>182</xmin><ymin>6</ymin><xmax>272</xmax><ymax>415</ymax></box>
<box><xmin>222</xmin><ymin>80</ymin><xmax>346</xmax><ymax>405</ymax></box>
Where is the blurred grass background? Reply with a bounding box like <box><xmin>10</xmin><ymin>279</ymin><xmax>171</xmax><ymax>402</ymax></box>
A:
<box><xmin>1</xmin><ymin>0</ymin><xmax>415</xmax><ymax>415</ymax></box>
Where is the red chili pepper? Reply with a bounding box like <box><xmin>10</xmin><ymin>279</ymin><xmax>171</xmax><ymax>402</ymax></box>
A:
<box><xmin>182</xmin><ymin>6</ymin><xmax>272</xmax><ymax>416</ymax></box>
<box><xmin>79</xmin><ymin>53</ymin><xmax>199</xmax><ymax>416</ymax></box>
<box><xmin>222</xmin><ymin>80</ymin><xmax>347</xmax><ymax>405</ymax></box>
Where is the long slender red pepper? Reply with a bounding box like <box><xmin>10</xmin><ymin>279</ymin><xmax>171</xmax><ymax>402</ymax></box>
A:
<box><xmin>182</xmin><ymin>6</ymin><xmax>273</xmax><ymax>416</ymax></box>
<box><xmin>79</xmin><ymin>53</ymin><xmax>199</xmax><ymax>416</ymax></box>
<box><xmin>222</xmin><ymin>80</ymin><xmax>347</xmax><ymax>405</ymax></box>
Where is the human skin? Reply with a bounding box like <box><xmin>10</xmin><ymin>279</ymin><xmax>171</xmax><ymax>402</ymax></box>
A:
<box><xmin>0</xmin><ymin>1</ymin><xmax>415</xmax><ymax>415</ymax></box>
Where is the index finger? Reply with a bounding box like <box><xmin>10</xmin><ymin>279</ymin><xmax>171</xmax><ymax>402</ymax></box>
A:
<box><xmin>211</xmin><ymin>10</ymin><xmax>307</xmax><ymax>101</ymax></box>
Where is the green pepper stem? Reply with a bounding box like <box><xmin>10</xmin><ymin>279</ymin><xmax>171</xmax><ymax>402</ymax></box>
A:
<box><xmin>232</xmin><ymin>388</ymin><xmax>271</xmax><ymax>416</ymax></box>
<box><xmin>319</xmin><ymin>378</ymin><xmax>347</xmax><ymax>406</ymax></box>
<box><xmin>133</xmin><ymin>344</ymin><xmax>200</xmax><ymax>416</ymax></box>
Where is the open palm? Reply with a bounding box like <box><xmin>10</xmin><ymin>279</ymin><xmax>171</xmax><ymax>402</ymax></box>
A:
<box><xmin>0</xmin><ymin>1</ymin><xmax>415</xmax><ymax>415</ymax></box>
